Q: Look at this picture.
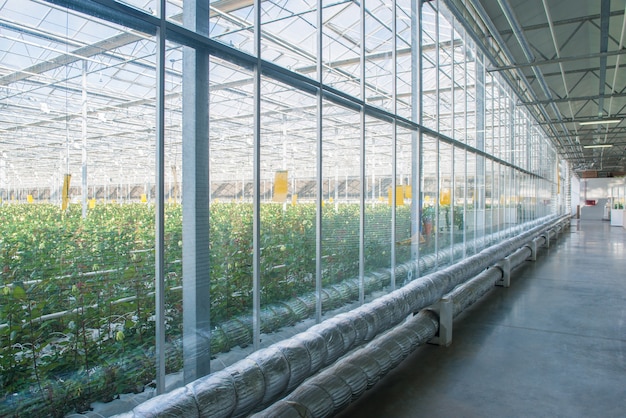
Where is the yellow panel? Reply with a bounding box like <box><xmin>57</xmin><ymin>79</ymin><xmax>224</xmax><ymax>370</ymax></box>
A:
<box><xmin>404</xmin><ymin>184</ymin><xmax>412</xmax><ymax>199</ymax></box>
<box><xmin>62</xmin><ymin>174</ymin><xmax>71</xmax><ymax>211</ymax></box>
<box><xmin>439</xmin><ymin>188</ymin><xmax>451</xmax><ymax>205</ymax></box>
<box><xmin>141</xmin><ymin>193</ymin><xmax>147</xmax><ymax>203</ymax></box>
<box><xmin>273</xmin><ymin>170</ymin><xmax>288</xmax><ymax>203</ymax></box>
<box><xmin>27</xmin><ymin>195</ymin><xmax>33</xmax><ymax>203</ymax></box>
<box><xmin>388</xmin><ymin>186</ymin><xmax>405</xmax><ymax>206</ymax></box>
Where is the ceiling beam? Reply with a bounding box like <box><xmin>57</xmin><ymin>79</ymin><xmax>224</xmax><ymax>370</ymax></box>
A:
<box><xmin>488</xmin><ymin>48</ymin><xmax>626</xmax><ymax>72</ymax></box>
<box><xmin>497</xmin><ymin>9</ymin><xmax>625</xmax><ymax>35</ymax></box>
<box><xmin>520</xmin><ymin>91</ymin><xmax>626</xmax><ymax>105</ymax></box>
<box><xmin>597</xmin><ymin>0</ymin><xmax>611</xmax><ymax>117</ymax></box>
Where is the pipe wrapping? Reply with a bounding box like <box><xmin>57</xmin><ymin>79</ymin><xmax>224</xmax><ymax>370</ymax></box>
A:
<box><xmin>274</xmin><ymin>339</ymin><xmax>311</xmax><ymax>393</ymax></box>
<box><xmin>230</xmin><ymin>359</ymin><xmax>266</xmax><ymax>418</ymax></box>
<box><xmin>309</xmin><ymin>373</ymin><xmax>353</xmax><ymax>413</ymax></box>
<box><xmin>132</xmin><ymin>385</ymin><xmax>200</xmax><ymax>418</ymax></box>
<box><xmin>248</xmin><ymin>347</ymin><xmax>291</xmax><ymax>405</ymax></box>
<box><xmin>126</xmin><ymin>215</ymin><xmax>569</xmax><ymax>418</ymax></box>
<box><xmin>325</xmin><ymin>315</ymin><xmax>357</xmax><ymax>351</ymax></box>
<box><xmin>251</xmin><ymin>310</ymin><xmax>439</xmax><ymax>418</ymax></box>
<box><xmin>307</xmin><ymin>322</ymin><xmax>345</xmax><ymax>365</ymax></box>
<box><xmin>284</xmin><ymin>385</ymin><xmax>335</xmax><ymax>418</ymax></box>
<box><xmin>448</xmin><ymin>267</ymin><xmax>502</xmax><ymax>318</ymax></box>
<box><xmin>508</xmin><ymin>246</ymin><xmax>532</xmax><ymax>269</ymax></box>
<box><xmin>298</xmin><ymin>331</ymin><xmax>327</xmax><ymax>374</ymax></box>
<box><xmin>188</xmin><ymin>371</ymin><xmax>236</xmax><ymax>418</ymax></box>
<box><xmin>208</xmin><ymin>218</ymin><xmax>549</xmax><ymax>356</ymax></box>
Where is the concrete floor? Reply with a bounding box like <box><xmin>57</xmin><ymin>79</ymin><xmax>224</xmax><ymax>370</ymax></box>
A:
<box><xmin>337</xmin><ymin>220</ymin><xmax>626</xmax><ymax>418</ymax></box>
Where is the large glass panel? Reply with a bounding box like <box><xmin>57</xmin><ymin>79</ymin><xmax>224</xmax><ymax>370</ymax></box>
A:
<box><xmin>492</xmin><ymin>161</ymin><xmax>502</xmax><ymax>237</ymax></box>
<box><xmin>475</xmin><ymin>153</ymin><xmax>487</xmax><ymax>249</ymax></box>
<box><xmin>0</xmin><ymin>2</ymin><xmax>157</xmax><ymax>415</ymax></box>
<box><xmin>420</xmin><ymin>135</ymin><xmax>437</xmax><ymax>265</ymax></box>
<box><xmin>485</xmin><ymin>72</ymin><xmax>495</xmax><ymax>157</ymax></box>
<box><xmin>364</xmin><ymin>0</ymin><xmax>394</xmax><ymax>112</ymax></box>
<box><xmin>207</xmin><ymin>59</ymin><xmax>255</xmax><ymax>363</ymax></box>
<box><xmin>396</xmin><ymin>0</ymin><xmax>415</xmax><ymax>120</ymax></box>
<box><xmin>259</xmin><ymin>78</ymin><xmax>317</xmax><ymax>340</ymax></box>
<box><xmin>261</xmin><ymin>1</ymin><xmax>318</xmax><ymax>77</ymax></box>
<box><xmin>485</xmin><ymin>158</ymin><xmax>493</xmax><ymax>238</ymax></box>
<box><xmin>364</xmin><ymin>116</ymin><xmax>393</xmax><ymax>293</ymax></box>
<box><xmin>438</xmin><ymin>11</ymin><xmax>453</xmax><ymax>137</ymax></box>
<box><xmin>466</xmin><ymin>151</ymin><xmax>478</xmax><ymax>254</ymax></box>
<box><xmin>162</xmin><ymin>40</ymin><xmax>183</xmax><ymax>390</ymax></box>
<box><xmin>395</xmin><ymin>126</ymin><xmax>417</xmax><ymax>278</ymax></box>
<box><xmin>421</xmin><ymin>2</ymin><xmax>438</xmax><ymax>130</ymax></box>
<box><xmin>322</xmin><ymin>0</ymin><xmax>363</xmax><ymax>97</ymax></box>
<box><xmin>452</xmin><ymin>146</ymin><xmax>466</xmax><ymax>262</ymax></box>
<box><xmin>208</xmin><ymin>0</ymin><xmax>255</xmax><ymax>55</ymax></box>
<box><xmin>465</xmin><ymin>49</ymin><xmax>477</xmax><ymax>148</ymax></box>
<box><xmin>453</xmin><ymin>26</ymin><xmax>468</xmax><ymax>143</ymax></box>
<box><xmin>321</xmin><ymin>102</ymin><xmax>361</xmax><ymax>312</ymax></box>
<box><xmin>438</xmin><ymin>141</ymin><xmax>453</xmax><ymax>265</ymax></box>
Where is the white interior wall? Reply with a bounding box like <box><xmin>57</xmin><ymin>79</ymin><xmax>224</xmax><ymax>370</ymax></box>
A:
<box><xmin>578</xmin><ymin>177</ymin><xmax>626</xmax><ymax>220</ymax></box>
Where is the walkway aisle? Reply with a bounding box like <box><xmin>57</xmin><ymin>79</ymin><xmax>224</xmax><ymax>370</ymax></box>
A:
<box><xmin>337</xmin><ymin>220</ymin><xmax>626</xmax><ymax>418</ymax></box>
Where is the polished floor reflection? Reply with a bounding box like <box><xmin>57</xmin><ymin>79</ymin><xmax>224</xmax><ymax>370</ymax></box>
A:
<box><xmin>337</xmin><ymin>220</ymin><xmax>626</xmax><ymax>418</ymax></box>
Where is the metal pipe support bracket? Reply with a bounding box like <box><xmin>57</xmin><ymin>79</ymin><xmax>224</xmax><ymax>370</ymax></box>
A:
<box><xmin>494</xmin><ymin>257</ymin><xmax>511</xmax><ymax>287</ymax></box>
<box><xmin>525</xmin><ymin>240</ymin><xmax>538</xmax><ymax>261</ymax></box>
<box><xmin>426</xmin><ymin>297</ymin><xmax>453</xmax><ymax>347</ymax></box>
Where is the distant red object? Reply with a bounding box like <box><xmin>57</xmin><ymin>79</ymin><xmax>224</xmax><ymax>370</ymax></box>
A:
<box><xmin>585</xmin><ymin>200</ymin><xmax>596</xmax><ymax>206</ymax></box>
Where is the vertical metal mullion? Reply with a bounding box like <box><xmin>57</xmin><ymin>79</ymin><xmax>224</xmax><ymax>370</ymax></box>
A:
<box><xmin>391</xmin><ymin>0</ymin><xmax>397</xmax><ymax>291</ymax></box>
<box><xmin>252</xmin><ymin>0</ymin><xmax>262</xmax><ymax>350</ymax></box>
<box><xmin>434</xmin><ymin>0</ymin><xmax>440</xmax><ymax>267</ymax></box>
<box><xmin>412</xmin><ymin>0</ymin><xmax>422</xmax><ymax>276</ymax></box>
<box><xmin>490</xmin><ymin>75</ymin><xmax>495</xmax><ymax>237</ymax></box>
<box><xmin>463</xmin><ymin>29</ymin><xmax>468</xmax><ymax>257</ymax></box>
<box><xmin>315</xmin><ymin>0</ymin><xmax>323</xmax><ymax>322</ymax></box>
<box><xmin>359</xmin><ymin>0</ymin><xmax>366</xmax><ymax>305</ymax></box>
<box><xmin>449</xmin><ymin>18</ymin><xmax>455</xmax><ymax>262</ymax></box>
<box><xmin>154</xmin><ymin>0</ymin><xmax>166</xmax><ymax>394</ymax></box>
<box><xmin>81</xmin><ymin>60</ymin><xmax>87</xmax><ymax>219</ymax></box>
<box><xmin>182</xmin><ymin>0</ymin><xmax>210</xmax><ymax>384</ymax></box>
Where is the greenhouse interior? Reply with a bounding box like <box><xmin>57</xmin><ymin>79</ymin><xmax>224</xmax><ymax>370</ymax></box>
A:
<box><xmin>2</xmin><ymin>0</ymin><xmax>622</xmax><ymax>417</ymax></box>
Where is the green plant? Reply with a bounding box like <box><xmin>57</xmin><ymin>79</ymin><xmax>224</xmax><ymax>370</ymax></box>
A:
<box><xmin>1</xmin><ymin>201</ymin><xmax>412</xmax><ymax>417</ymax></box>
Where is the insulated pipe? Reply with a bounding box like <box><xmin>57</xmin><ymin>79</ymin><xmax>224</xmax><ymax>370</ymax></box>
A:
<box><xmin>124</xmin><ymin>216</ymin><xmax>569</xmax><ymax>418</ymax></box>
<box><xmin>208</xmin><ymin>217</ymin><xmax>554</xmax><ymax>354</ymax></box>
<box><xmin>251</xmin><ymin>218</ymin><xmax>572</xmax><ymax>418</ymax></box>
<box><xmin>448</xmin><ymin>266</ymin><xmax>502</xmax><ymax>318</ymax></box>
<box><xmin>250</xmin><ymin>310</ymin><xmax>439</xmax><ymax>418</ymax></box>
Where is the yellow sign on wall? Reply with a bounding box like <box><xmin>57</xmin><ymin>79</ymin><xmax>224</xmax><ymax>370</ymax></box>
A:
<box><xmin>388</xmin><ymin>185</ymin><xmax>405</xmax><ymax>206</ymax></box>
<box><xmin>62</xmin><ymin>174</ymin><xmax>71</xmax><ymax>210</ymax></box>
<box><xmin>27</xmin><ymin>195</ymin><xmax>34</xmax><ymax>203</ymax></box>
<box><xmin>439</xmin><ymin>188</ymin><xmax>451</xmax><ymax>205</ymax></box>
<box><xmin>273</xmin><ymin>170</ymin><xmax>288</xmax><ymax>203</ymax></box>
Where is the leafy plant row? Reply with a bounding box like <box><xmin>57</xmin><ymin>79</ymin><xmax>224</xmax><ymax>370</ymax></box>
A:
<box><xmin>0</xmin><ymin>202</ymin><xmax>412</xmax><ymax>417</ymax></box>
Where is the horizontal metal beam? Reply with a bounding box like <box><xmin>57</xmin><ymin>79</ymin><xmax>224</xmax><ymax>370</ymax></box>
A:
<box><xmin>497</xmin><ymin>9</ymin><xmax>625</xmax><ymax>35</ymax></box>
<box><xmin>488</xmin><ymin>49</ymin><xmax>626</xmax><ymax>72</ymax></box>
<box><xmin>520</xmin><ymin>91</ymin><xmax>626</xmax><ymax>105</ymax></box>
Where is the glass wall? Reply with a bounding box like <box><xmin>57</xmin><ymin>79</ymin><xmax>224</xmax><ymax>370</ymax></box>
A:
<box><xmin>0</xmin><ymin>0</ymin><xmax>567</xmax><ymax>416</ymax></box>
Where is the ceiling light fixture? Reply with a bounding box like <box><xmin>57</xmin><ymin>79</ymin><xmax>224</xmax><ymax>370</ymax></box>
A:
<box><xmin>583</xmin><ymin>144</ymin><xmax>613</xmax><ymax>149</ymax></box>
<box><xmin>579</xmin><ymin>119</ymin><xmax>622</xmax><ymax>126</ymax></box>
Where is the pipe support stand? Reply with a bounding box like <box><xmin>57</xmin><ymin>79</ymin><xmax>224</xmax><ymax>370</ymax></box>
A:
<box><xmin>525</xmin><ymin>240</ymin><xmax>538</xmax><ymax>261</ymax></box>
<box><xmin>494</xmin><ymin>257</ymin><xmax>511</xmax><ymax>288</ymax></box>
<box><xmin>426</xmin><ymin>297</ymin><xmax>453</xmax><ymax>347</ymax></box>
